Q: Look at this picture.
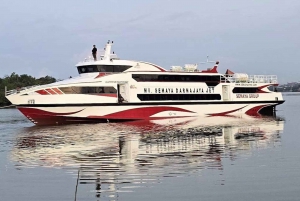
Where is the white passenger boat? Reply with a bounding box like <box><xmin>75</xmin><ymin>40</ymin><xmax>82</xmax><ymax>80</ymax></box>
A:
<box><xmin>5</xmin><ymin>41</ymin><xmax>284</xmax><ymax>125</ymax></box>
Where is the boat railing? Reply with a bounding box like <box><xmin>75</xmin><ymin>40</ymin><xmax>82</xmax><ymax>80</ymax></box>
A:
<box><xmin>221</xmin><ymin>75</ymin><xmax>278</xmax><ymax>84</ymax></box>
<box><xmin>5</xmin><ymin>85</ymin><xmax>40</xmax><ymax>97</ymax></box>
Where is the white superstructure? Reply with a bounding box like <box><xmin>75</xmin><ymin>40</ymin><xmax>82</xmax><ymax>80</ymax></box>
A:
<box><xmin>5</xmin><ymin>40</ymin><xmax>284</xmax><ymax>125</ymax></box>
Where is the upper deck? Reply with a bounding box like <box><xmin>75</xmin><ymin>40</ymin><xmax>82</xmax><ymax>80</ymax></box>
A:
<box><xmin>75</xmin><ymin>40</ymin><xmax>278</xmax><ymax>83</ymax></box>
<box><xmin>5</xmin><ymin>40</ymin><xmax>278</xmax><ymax>97</ymax></box>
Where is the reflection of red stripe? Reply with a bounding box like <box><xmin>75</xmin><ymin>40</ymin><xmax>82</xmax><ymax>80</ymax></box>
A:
<box><xmin>35</xmin><ymin>89</ymin><xmax>50</xmax><ymax>95</ymax></box>
<box><xmin>88</xmin><ymin>106</ymin><xmax>195</xmax><ymax>120</ymax></box>
<box><xmin>52</xmin><ymin>88</ymin><xmax>63</xmax><ymax>94</ymax></box>
<box><xmin>46</xmin><ymin>88</ymin><xmax>56</xmax><ymax>95</ymax></box>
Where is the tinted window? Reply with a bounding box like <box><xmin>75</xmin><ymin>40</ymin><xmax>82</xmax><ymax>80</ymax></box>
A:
<box><xmin>137</xmin><ymin>94</ymin><xmax>221</xmax><ymax>101</ymax></box>
<box><xmin>78</xmin><ymin>66</ymin><xmax>98</xmax><ymax>74</ymax></box>
<box><xmin>77</xmin><ymin>65</ymin><xmax>132</xmax><ymax>74</ymax></box>
<box><xmin>132</xmin><ymin>74</ymin><xmax>220</xmax><ymax>85</ymax></box>
<box><xmin>232</xmin><ymin>87</ymin><xmax>258</xmax><ymax>93</ymax></box>
<box><xmin>60</xmin><ymin>86</ymin><xmax>117</xmax><ymax>94</ymax></box>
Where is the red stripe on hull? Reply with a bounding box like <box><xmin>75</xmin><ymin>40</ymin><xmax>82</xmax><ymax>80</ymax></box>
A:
<box><xmin>95</xmin><ymin>72</ymin><xmax>112</xmax><ymax>78</ymax></box>
<box><xmin>18</xmin><ymin>107</ymin><xmax>84</xmax><ymax>116</ymax></box>
<box><xmin>35</xmin><ymin>89</ymin><xmax>50</xmax><ymax>95</ymax></box>
<box><xmin>16</xmin><ymin>104</ymin><xmax>277</xmax><ymax>126</ymax></box>
<box><xmin>207</xmin><ymin>106</ymin><xmax>247</xmax><ymax>116</ymax></box>
<box><xmin>17</xmin><ymin>107</ymin><xmax>103</xmax><ymax>125</ymax></box>
<box><xmin>46</xmin><ymin>88</ymin><xmax>57</xmax><ymax>95</ymax></box>
<box><xmin>88</xmin><ymin>106</ymin><xmax>195</xmax><ymax>120</ymax></box>
<box><xmin>17</xmin><ymin>107</ymin><xmax>194</xmax><ymax>125</ymax></box>
<box><xmin>52</xmin><ymin>88</ymin><xmax>63</xmax><ymax>94</ymax></box>
<box><xmin>91</xmin><ymin>93</ymin><xmax>117</xmax><ymax>97</ymax></box>
<box><xmin>245</xmin><ymin>105</ymin><xmax>268</xmax><ymax>116</ymax></box>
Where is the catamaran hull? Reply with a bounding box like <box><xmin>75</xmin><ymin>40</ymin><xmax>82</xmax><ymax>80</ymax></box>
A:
<box><xmin>17</xmin><ymin>101</ymin><xmax>283</xmax><ymax>126</ymax></box>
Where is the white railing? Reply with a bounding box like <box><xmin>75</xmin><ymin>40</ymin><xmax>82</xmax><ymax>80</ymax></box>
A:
<box><xmin>5</xmin><ymin>85</ymin><xmax>40</xmax><ymax>97</ymax></box>
<box><xmin>221</xmin><ymin>75</ymin><xmax>278</xmax><ymax>84</ymax></box>
<box><xmin>77</xmin><ymin>52</ymin><xmax>119</xmax><ymax>65</ymax></box>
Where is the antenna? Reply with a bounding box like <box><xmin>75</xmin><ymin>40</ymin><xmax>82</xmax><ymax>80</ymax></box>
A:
<box><xmin>198</xmin><ymin>55</ymin><xmax>216</xmax><ymax>64</ymax></box>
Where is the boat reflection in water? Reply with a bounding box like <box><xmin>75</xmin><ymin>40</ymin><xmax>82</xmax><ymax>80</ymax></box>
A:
<box><xmin>11</xmin><ymin>115</ymin><xmax>284</xmax><ymax>199</ymax></box>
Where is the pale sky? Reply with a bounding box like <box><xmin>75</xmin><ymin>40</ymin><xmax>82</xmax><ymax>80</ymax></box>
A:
<box><xmin>1</xmin><ymin>0</ymin><xmax>299</xmax><ymax>83</ymax></box>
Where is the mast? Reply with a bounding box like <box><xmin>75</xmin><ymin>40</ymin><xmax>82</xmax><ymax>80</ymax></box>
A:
<box><xmin>103</xmin><ymin>40</ymin><xmax>113</xmax><ymax>61</ymax></box>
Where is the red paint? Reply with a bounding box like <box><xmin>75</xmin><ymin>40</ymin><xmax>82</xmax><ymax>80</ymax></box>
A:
<box><xmin>35</xmin><ymin>89</ymin><xmax>50</xmax><ymax>95</ymax></box>
<box><xmin>17</xmin><ymin>106</ymin><xmax>195</xmax><ymax>125</ymax></box>
<box><xmin>153</xmin><ymin>65</ymin><xmax>166</xmax><ymax>72</ymax></box>
<box><xmin>88</xmin><ymin>106</ymin><xmax>195</xmax><ymax>120</ymax></box>
<box><xmin>256</xmin><ymin>84</ymin><xmax>277</xmax><ymax>93</ymax></box>
<box><xmin>45</xmin><ymin>88</ymin><xmax>56</xmax><ymax>95</ymax></box>
<box><xmin>225</xmin><ymin>69</ymin><xmax>234</xmax><ymax>75</ymax></box>
<box><xmin>17</xmin><ymin>107</ymin><xmax>86</xmax><ymax>125</ymax></box>
<box><xmin>52</xmin><ymin>88</ymin><xmax>63</xmax><ymax>94</ymax></box>
<box><xmin>201</xmin><ymin>66</ymin><xmax>218</xmax><ymax>73</ymax></box>
<box><xmin>207</xmin><ymin>106</ymin><xmax>247</xmax><ymax>116</ymax></box>
<box><xmin>95</xmin><ymin>72</ymin><xmax>111</xmax><ymax>78</ymax></box>
<box><xmin>245</xmin><ymin>105</ymin><xmax>267</xmax><ymax>116</ymax></box>
<box><xmin>18</xmin><ymin>107</ymin><xmax>84</xmax><ymax>116</ymax></box>
<box><xmin>139</xmin><ymin>61</ymin><xmax>166</xmax><ymax>72</ymax></box>
<box><xmin>92</xmin><ymin>93</ymin><xmax>117</xmax><ymax>97</ymax></box>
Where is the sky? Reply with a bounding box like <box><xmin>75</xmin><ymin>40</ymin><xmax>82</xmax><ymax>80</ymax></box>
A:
<box><xmin>0</xmin><ymin>0</ymin><xmax>299</xmax><ymax>83</ymax></box>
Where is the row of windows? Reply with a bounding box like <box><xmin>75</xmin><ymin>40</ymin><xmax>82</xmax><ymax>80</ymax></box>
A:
<box><xmin>59</xmin><ymin>87</ymin><xmax>117</xmax><ymax>94</ymax></box>
<box><xmin>137</xmin><ymin>94</ymin><xmax>221</xmax><ymax>101</ymax></box>
<box><xmin>77</xmin><ymin>65</ymin><xmax>132</xmax><ymax>74</ymax></box>
<box><xmin>132</xmin><ymin>74</ymin><xmax>221</xmax><ymax>82</ymax></box>
<box><xmin>232</xmin><ymin>87</ymin><xmax>259</xmax><ymax>93</ymax></box>
<box><xmin>132</xmin><ymin>74</ymin><xmax>221</xmax><ymax>86</ymax></box>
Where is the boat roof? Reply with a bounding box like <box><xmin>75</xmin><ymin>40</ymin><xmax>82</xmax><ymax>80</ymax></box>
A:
<box><xmin>75</xmin><ymin>40</ymin><xmax>219</xmax><ymax>74</ymax></box>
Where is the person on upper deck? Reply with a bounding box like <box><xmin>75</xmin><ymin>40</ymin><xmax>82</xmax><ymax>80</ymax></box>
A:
<box><xmin>92</xmin><ymin>45</ymin><xmax>97</xmax><ymax>61</ymax></box>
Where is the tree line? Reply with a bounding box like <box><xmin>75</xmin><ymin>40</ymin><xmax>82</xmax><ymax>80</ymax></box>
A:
<box><xmin>0</xmin><ymin>73</ymin><xmax>56</xmax><ymax>106</ymax></box>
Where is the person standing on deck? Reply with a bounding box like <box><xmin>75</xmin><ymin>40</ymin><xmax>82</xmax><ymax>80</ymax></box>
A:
<box><xmin>92</xmin><ymin>45</ymin><xmax>97</xmax><ymax>61</ymax></box>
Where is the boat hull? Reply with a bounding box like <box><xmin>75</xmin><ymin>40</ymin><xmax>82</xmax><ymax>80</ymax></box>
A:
<box><xmin>17</xmin><ymin>101</ymin><xmax>283</xmax><ymax>126</ymax></box>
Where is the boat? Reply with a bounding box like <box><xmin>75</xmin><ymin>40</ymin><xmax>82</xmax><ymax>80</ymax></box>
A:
<box><xmin>5</xmin><ymin>40</ymin><xmax>285</xmax><ymax>125</ymax></box>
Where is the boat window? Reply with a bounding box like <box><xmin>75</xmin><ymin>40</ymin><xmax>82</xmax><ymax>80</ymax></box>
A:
<box><xmin>137</xmin><ymin>94</ymin><xmax>221</xmax><ymax>101</ymax></box>
<box><xmin>59</xmin><ymin>86</ymin><xmax>117</xmax><ymax>94</ymax></box>
<box><xmin>77</xmin><ymin>65</ymin><xmax>132</xmax><ymax>74</ymax></box>
<box><xmin>78</xmin><ymin>66</ymin><xmax>98</xmax><ymax>74</ymax></box>
<box><xmin>232</xmin><ymin>87</ymin><xmax>259</xmax><ymax>93</ymax></box>
<box><xmin>132</xmin><ymin>74</ymin><xmax>220</xmax><ymax>86</ymax></box>
<box><xmin>132</xmin><ymin>74</ymin><xmax>220</xmax><ymax>82</ymax></box>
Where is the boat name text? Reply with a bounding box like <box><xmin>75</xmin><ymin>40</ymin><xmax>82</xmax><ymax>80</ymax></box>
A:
<box><xmin>105</xmin><ymin>81</ymin><xmax>128</xmax><ymax>84</ymax></box>
<box><xmin>144</xmin><ymin>87</ymin><xmax>215</xmax><ymax>94</ymax></box>
<box><xmin>235</xmin><ymin>83</ymin><xmax>257</xmax><ymax>86</ymax></box>
<box><xmin>236</xmin><ymin>94</ymin><xmax>259</xmax><ymax>98</ymax></box>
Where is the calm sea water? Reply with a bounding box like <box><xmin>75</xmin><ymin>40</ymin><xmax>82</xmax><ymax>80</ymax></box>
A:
<box><xmin>1</xmin><ymin>94</ymin><xmax>300</xmax><ymax>201</ymax></box>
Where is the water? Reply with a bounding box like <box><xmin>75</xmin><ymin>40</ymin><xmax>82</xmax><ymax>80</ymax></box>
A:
<box><xmin>1</xmin><ymin>94</ymin><xmax>300</xmax><ymax>201</ymax></box>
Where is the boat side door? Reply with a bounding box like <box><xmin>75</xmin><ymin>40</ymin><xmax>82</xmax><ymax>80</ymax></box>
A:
<box><xmin>117</xmin><ymin>84</ymin><xmax>129</xmax><ymax>103</ymax></box>
<box><xmin>222</xmin><ymin>85</ymin><xmax>231</xmax><ymax>101</ymax></box>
